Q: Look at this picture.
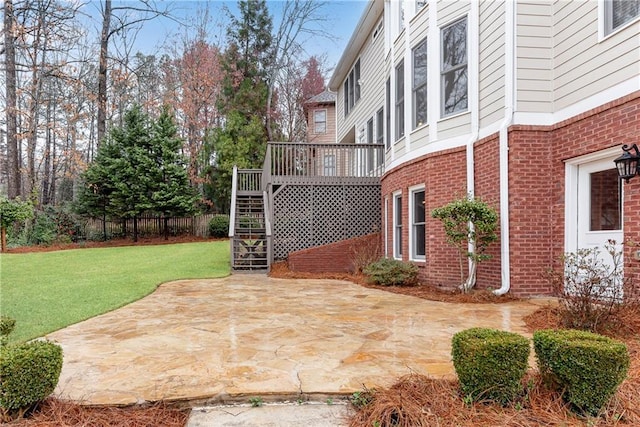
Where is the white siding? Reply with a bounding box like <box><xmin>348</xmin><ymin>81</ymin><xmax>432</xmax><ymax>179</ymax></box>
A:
<box><xmin>553</xmin><ymin>0</ymin><xmax>640</xmax><ymax>110</ymax></box>
<box><xmin>516</xmin><ymin>0</ymin><xmax>553</xmax><ymax>113</ymax></box>
<box><xmin>479</xmin><ymin>0</ymin><xmax>506</xmax><ymax>128</ymax></box>
<box><xmin>336</xmin><ymin>13</ymin><xmax>386</xmax><ymax>145</ymax></box>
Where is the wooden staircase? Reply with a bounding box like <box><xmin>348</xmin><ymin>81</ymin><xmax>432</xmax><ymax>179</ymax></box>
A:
<box><xmin>230</xmin><ymin>167</ymin><xmax>271</xmax><ymax>272</ymax></box>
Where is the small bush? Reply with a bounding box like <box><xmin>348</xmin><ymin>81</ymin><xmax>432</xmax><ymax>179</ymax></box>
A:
<box><xmin>208</xmin><ymin>215</ymin><xmax>230</xmax><ymax>238</ymax></box>
<box><xmin>533</xmin><ymin>329</ymin><xmax>629</xmax><ymax>415</ymax></box>
<box><xmin>451</xmin><ymin>328</ymin><xmax>530</xmax><ymax>405</ymax></box>
<box><xmin>363</xmin><ymin>258</ymin><xmax>419</xmax><ymax>286</ymax></box>
<box><xmin>0</xmin><ymin>340</ymin><xmax>63</xmax><ymax>421</ymax></box>
<box><xmin>0</xmin><ymin>317</ymin><xmax>16</xmax><ymax>338</ymax></box>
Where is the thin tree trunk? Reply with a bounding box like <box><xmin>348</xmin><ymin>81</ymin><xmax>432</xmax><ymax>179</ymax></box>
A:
<box><xmin>133</xmin><ymin>215</ymin><xmax>138</xmax><ymax>242</ymax></box>
<box><xmin>1</xmin><ymin>227</ymin><xmax>6</xmax><ymax>253</ymax></box>
<box><xmin>164</xmin><ymin>216</ymin><xmax>169</xmax><ymax>240</ymax></box>
<box><xmin>4</xmin><ymin>0</ymin><xmax>21</xmax><ymax>199</ymax></box>
<box><xmin>97</xmin><ymin>0</ymin><xmax>112</xmax><ymax>146</ymax></box>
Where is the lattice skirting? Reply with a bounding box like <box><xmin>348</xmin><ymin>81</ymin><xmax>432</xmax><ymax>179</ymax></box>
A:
<box><xmin>272</xmin><ymin>184</ymin><xmax>381</xmax><ymax>260</ymax></box>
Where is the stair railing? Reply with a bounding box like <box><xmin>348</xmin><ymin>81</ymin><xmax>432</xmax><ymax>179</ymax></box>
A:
<box><xmin>229</xmin><ymin>165</ymin><xmax>238</xmax><ymax>268</ymax></box>
<box><xmin>263</xmin><ymin>190</ymin><xmax>273</xmax><ymax>268</ymax></box>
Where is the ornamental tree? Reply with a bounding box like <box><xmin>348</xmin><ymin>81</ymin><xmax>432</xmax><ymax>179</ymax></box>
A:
<box><xmin>431</xmin><ymin>195</ymin><xmax>498</xmax><ymax>292</ymax></box>
<box><xmin>0</xmin><ymin>197</ymin><xmax>34</xmax><ymax>252</ymax></box>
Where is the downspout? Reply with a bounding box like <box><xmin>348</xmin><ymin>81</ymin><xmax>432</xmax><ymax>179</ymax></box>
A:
<box><xmin>466</xmin><ymin>0</ymin><xmax>480</xmax><ymax>288</ymax></box>
<box><xmin>494</xmin><ymin>0</ymin><xmax>515</xmax><ymax>295</ymax></box>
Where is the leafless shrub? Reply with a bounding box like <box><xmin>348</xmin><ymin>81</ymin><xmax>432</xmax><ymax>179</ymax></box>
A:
<box><xmin>545</xmin><ymin>240</ymin><xmax>640</xmax><ymax>334</ymax></box>
<box><xmin>349</xmin><ymin>232</ymin><xmax>382</xmax><ymax>273</ymax></box>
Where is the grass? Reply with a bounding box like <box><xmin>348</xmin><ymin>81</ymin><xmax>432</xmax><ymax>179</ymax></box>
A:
<box><xmin>0</xmin><ymin>241</ymin><xmax>230</xmax><ymax>343</ymax></box>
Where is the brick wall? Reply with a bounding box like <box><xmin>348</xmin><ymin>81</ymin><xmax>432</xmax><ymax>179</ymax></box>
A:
<box><xmin>287</xmin><ymin>233</ymin><xmax>381</xmax><ymax>273</ymax></box>
<box><xmin>378</xmin><ymin>91</ymin><xmax>640</xmax><ymax>297</ymax></box>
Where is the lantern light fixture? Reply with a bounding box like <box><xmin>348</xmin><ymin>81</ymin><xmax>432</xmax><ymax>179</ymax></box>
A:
<box><xmin>614</xmin><ymin>144</ymin><xmax>640</xmax><ymax>183</ymax></box>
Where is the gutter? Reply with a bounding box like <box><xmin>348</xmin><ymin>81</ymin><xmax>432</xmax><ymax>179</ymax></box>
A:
<box><xmin>494</xmin><ymin>0</ymin><xmax>515</xmax><ymax>296</ymax></box>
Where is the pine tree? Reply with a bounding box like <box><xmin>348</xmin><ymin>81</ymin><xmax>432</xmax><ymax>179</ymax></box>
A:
<box><xmin>151</xmin><ymin>106</ymin><xmax>199</xmax><ymax>239</ymax></box>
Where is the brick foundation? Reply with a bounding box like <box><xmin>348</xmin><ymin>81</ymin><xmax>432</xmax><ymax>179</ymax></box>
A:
<box><xmin>380</xmin><ymin>91</ymin><xmax>640</xmax><ymax>297</ymax></box>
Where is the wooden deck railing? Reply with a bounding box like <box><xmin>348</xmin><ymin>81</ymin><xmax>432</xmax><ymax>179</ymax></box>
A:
<box><xmin>264</xmin><ymin>142</ymin><xmax>384</xmax><ymax>185</ymax></box>
<box><xmin>236</xmin><ymin>169</ymin><xmax>262</xmax><ymax>193</ymax></box>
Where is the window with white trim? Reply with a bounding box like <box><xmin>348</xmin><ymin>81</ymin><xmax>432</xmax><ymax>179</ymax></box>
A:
<box><xmin>441</xmin><ymin>17</ymin><xmax>468</xmax><ymax>117</ymax></box>
<box><xmin>605</xmin><ymin>0</ymin><xmax>640</xmax><ymax>34</ymax></box>
<box><xmin>385</xmin><ymin>78</ymin><xmax>391</xmax><ymax>149</ymax></box>
<box><xmin>343</xmin><ymin>59</ymin><xmax>361</xmax><ymax>117</ymax></box>
<box><xmin>393</xmin><ymin>192</ymin><xmax>403</xmax><ymax>259</ymax></box>
<box><xmin>323</xmin><ymin>154</ymin><xmax>336</xmax><ymax>176</ymax></box>
<box><xmin>395</xmin><ymin>61</ymin><xmax>405</xmax><ymax>139</ymax></box>
<box><xmin>410</xmin><ymin>188</ymin><xmax>426</xmax><ymax>260</ymax></box>
<box><xmin>413</xmin><ymin>38</ymin><xmax>428</xmax><ymax>128</ymax></box>
<box><xmin>314</xmin><ymin>109</ymin><xmax>327</xmax><ymax>134</ymax></box>
<box><xmin>376</xmin><ymin>108</ymin><xmax>384</xmax><ymax>145</ymax></box>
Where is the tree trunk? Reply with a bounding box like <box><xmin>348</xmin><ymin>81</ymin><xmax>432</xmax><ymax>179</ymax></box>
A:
<box><xmin>133</xmin><ymin>215</ymin><xmax>138</xmax><ymax>242</ymax></box>
<box><xmin>164</xmin><ymin>216</ymin><xmax>169</xmax><ymax>240</ymax></box>
<box><xmin>1</xmin><ymin>227</ymin><xmax>6</xmax><ymax>253</ymax></box>
<box><xmin>97</xmin><ymin>0</ymin><xmax>112</xmax><ymax>147</ymax></box>
<box><xmin>4</xmin><ymin>0</ymin><xmax>21</xmax><ymax>199</ymax></box>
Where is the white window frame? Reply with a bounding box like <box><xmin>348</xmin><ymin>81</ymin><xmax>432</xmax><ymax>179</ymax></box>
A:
<box><xmin>314</xmin><ymin>109</ymin><xmax>327</xmax><ymax>134</ymax></box>
<box><xmin>323</xmin><ymin>154</ymin><xmax>336</xmax><ymax>176</ymax></box>
<box><xmin>343</xmin><ymin>59</ymin><xmax>362</xmax><ymax>117</ymax></box>
<box><xmin>393</xmin><ymin>191</ymin><xmax>403</xmax><ymax>259</ymax></box>
<box><xmin>440</xmin><ymin>17</ymin><xmax>468</xmax><ymax>118</ymax></box>
<box><xmin>602</xmin><ymin>0</ymin><xmax>640</xmax><ymax>37</ymax></box>
<box><xmin>395</xmin><ymin>60</ymin><xmax>405</xmax><ymax>140</ymax></box>
<box><xmin>412</xmin><ymin>37</ymin><xmax>428</xmax><ymax>129</ymax></box>
<box><xmin>409</xmin><ymin>185</ymin><xmax>426</xmax><ymax>261</ymax></box>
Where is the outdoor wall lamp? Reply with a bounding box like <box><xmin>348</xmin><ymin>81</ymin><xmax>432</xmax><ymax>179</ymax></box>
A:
<box><xmin>614</xmin><ymin>143</ymin><xmax>640</xmax><ymax>183</ymax></box>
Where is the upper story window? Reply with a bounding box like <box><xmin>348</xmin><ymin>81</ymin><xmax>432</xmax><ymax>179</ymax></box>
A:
<box><xmin>416</xmin><ymin>1</ymin><xmax>427</xmax><ymax>11</ymax></box>
<box><xmin>412</xmin><ymin>38</ymin><xmax>428</xmax><ymax>128</ymax></box>
<box><xmin>395</xmin><ymin>60</ymin><xmax>405</xmax><ymax>140</ymax></box>
<box><xmin>373</xmin><ymin>19</ymin><xmax>384</xmax><ymax>40</ymax></box>
<box><xmin>314</xmin><ymin>109</ymin><xmax>327</xmax><ymax>134</ymax></box>
<box><xmin>385</xmin><ymin>78</ymin><xmax>391</xmax><ymax>149</ymax></box>
<box><xmin>441</xmin><ymin>17</ymin><xmax>468</xmax><ymax>117</ymax></box>
<box><xmin>376</xmin><ymin>108</ymin><xmax>384</xmax><ymax>145</ymax></box>
<box><xmin>605</xmin><ymin>0</ymin><xmax>640</xmax><ymax>34</ymax></box>
<box><xmin>343</xmin><ymin>59</ymin><xmax>361</xmax><ymax>117</ymax></box>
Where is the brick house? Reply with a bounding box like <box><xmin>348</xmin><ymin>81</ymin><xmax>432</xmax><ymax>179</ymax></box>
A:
<box><xmin>317</xmin><ymin>0</ymin><xmax>640</xmax><ymax>297</ymax></box>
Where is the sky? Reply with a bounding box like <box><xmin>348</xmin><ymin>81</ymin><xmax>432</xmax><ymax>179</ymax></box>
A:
<box><xmin>85</xmin><ymin>0</ymin><xmax>368</xmax><ymax>76</ymax></box>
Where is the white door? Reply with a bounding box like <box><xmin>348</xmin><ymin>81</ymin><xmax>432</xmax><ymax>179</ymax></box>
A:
<box><xmin>577</xmin><ymin>159</ymin><xmax>623</xmax><ymax>251</ymax></box>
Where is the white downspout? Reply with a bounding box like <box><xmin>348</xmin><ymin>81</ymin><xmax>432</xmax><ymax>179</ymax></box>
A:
<box><xmin>466</xmin><ymin>0</ymin><xmax>480</xmax><ymax>286</ymax></box>
<box><xmin>494</xmin><ymin>0</ymin><xmax>515</xmax><ymax>296</ymax></box>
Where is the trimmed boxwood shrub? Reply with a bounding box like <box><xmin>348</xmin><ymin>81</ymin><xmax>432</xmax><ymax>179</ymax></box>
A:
<box><xmin>533</xmin><ymin>329</ymin><xmax>629</xmax><ymax>415</ymax></box>
<box><xmin>208</xmin><ymin>215</ymin><xmax>230</xmax><ymax>238</ymax></box>
<box><xmin>0</xmin><ymin>317</ymin><xmax>15</xmax><ymax>338</ymax></box>
<box><xmin>0</xmin><ymin>340</ymin><xmax>63</xmax><ymax>421</ymax></box>
<box><xmin>363</xmin><ymin>258</ymin><xmax>419</xmax><ymax>286</ymax></box>
<box><xmin>452</xmin><ymin>328</ymin><xmax>530</xmax><ymax>405</ymax></box>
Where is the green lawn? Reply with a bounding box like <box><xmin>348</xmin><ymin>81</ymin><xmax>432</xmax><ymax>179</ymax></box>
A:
<box><xmin>0</xmin><ymin>241</ymin><xmax>230</xmax><ymax>343</ymax></box>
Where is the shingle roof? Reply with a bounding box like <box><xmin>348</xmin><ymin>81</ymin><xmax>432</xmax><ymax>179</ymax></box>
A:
<box><xmin>305</xmin><ymin>90</ymin><xmax>336</xmax><ymax>104</ymax></box>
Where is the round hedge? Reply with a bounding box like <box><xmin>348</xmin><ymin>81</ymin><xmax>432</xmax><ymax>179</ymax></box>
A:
<box><xmin>208</xmin><ymin>215</ymin><xmax>230</xmax><ymax>238</ymax></box>
<box><xmin>0</xmin><ymin>340</ymin><xmax>63</xmax><ymax>420</ymax></box>
<box><xmin>452</xmin><ymin>327</ymin><xmax>530</xmax><ymax>405</ymax></box>
<box><xmin>533</xmin><ymin>329</ymin><xmax>629</xmax><ymax>415</ymax></box>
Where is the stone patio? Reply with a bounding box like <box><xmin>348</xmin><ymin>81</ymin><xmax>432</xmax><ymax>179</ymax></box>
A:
<box><xmin>46</xmin><ymin>275</ymin><xmax>548</xmax><ymax>406</ymax></box>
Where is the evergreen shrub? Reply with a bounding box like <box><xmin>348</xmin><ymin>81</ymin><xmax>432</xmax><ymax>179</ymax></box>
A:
<box><xmin>209</xmin><ymin>215</ymin><xmax>230</xmax><ymax>238</ymax></box>
<box><xmin>0</xmin><ymin>340</ymin><xmax>63</xmax><ymax>421</ymax></box>
<box><xmin>363</xmin><ymin>258</ymin><xmax>419</xmax><ymax>286</ymax></box>
<box><xmin>451</xmin><ymin>327</ymin><xmax>530</xmax><ymax>405</ymax></box>
<box><xmin>533</xmin><ymin>329</ymin><xmax>629</xmax><ymax>415</ymax></box>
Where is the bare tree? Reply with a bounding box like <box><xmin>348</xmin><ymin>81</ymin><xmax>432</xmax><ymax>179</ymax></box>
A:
<box><xmin>95</xmin><ymin>0</ymin><xmax>174</xmax><ymax>146</ymax></box>
<box><xmin>3</xmin><ymin>0</ymin><xmax>21</xmax><ymax>198</ymax></box>
<box><xmin>265</xmin><ymin>0</ymin><xmax>332</xmax><ymax>140</ymax></box>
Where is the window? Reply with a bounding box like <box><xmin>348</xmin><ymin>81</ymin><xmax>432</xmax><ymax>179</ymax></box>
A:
<box><xmin>411</xmin><ymin>188</ymin><xmax>426</xmax><ymax>259</ymax></box>
<box><xmin>323</xmin><ymin>154</ymin><xmax>336</xmax><ymax>176</ymax></box>
<box><xmin>413</xmin><ymin>38</ymin><xmax>428</xmax><ymax>128</ymax></box>
<box><xmin>417</xmin><ymin>1</ymin><xmax>427</xmax><ymax>11</ymax></box>
<box><xmin>395</xmin><ymin>61</ymin><xmax>405</xmax><ymax>139</ymax></box>
<box><xmin>590</xmin><ymin>169</ymin><xmax>621</xmax><ymax>231</ymax></box>
<box><xmin>441</xmin><ymin>17</ymin><xmax>468</xmax><ymax>117</ymax></box>
<box><xmin>385</xmin><ymin>78</ymin><xmax>391</xmax><ymax>149</ymax></box>
<box><xmin>343</xmin><ymin>59</ymin><xmax>362</xmax><ymax>116</ymax></box>
<box><xmin>366</xmin><ymin>118</ymin><xmax>374</xmax><ymax>171</ymax></box>
<box><xmin>605</xmin><ymin>0</ymin><xmax>640</xmax><ymax>34</ymax></box>
<box><xmin>376</xmin><ymin>108</ymin><xmax>384</xmax><ymax>145</ymax></box>
<box><xmin>373</xmin><ymin>19</ymin><xmax>384</xmax><ymax>40</ymax></box>
<box><xmin>393</xmin><ymin>193</ymin><xmax>403</xmax><ymax>259</ymax></box>
<box><xmin>314</xmin><ymin>110</ymin><xmax>327</xmax><ymax>134</ymax></box>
